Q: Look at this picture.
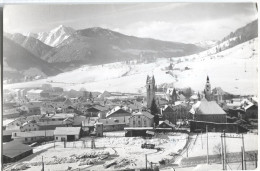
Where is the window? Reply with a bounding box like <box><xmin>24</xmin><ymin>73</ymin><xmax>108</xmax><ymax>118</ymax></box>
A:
<box><xmin>34</xmin><ymin>128</ymin><xmax>36</xmax><ymax>131</ymax></box>
<box><xmin>144</xmin><ymin>120</ymin><xmax>147</xmax><ymax>127</ymax></box>
<box><xmin>133</xmin><ymin>121</ymin><xmax>135</xmax><ymax>125</ymax></box>
<box><xmin>138</xmin><ymin>121</ymin><xmax>141</xmax><ymax>126</ymax></box>
<box><xmin>56</xmin><ymin>137</ymin><xmax>58</xmax><ymax>140</ymax></box>
<box><xmin>25</xmin><ymin>138</ymin><xmax>27</xmax><ymax>141</ymax></box>
<box><xmin>14</xmin><ymin>133</ymin><xmax>17</xmax><ymax>136</ymax></box>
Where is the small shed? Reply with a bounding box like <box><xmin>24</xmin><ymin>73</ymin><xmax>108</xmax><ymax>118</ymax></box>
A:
<box><xmin>3</xmin><ymin>141</ymin><xmax>33</xmax><ymax>163</ymax></box>
<box><xmin>54</xmin><ymin>127</ymin><xmax>81</xmax><ymax>141</ymax></box>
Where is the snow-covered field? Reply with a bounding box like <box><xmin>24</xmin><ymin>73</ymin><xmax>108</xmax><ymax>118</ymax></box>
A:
<box><xmin>4</xmin><ymin>38</ymin><xmax>258</xmax><ymax>95</ymax></box>
<box><xmin>6</xmin><ymin>132</ymin><xmax>188</xmax><ymax>171</ymax></box>
<box><xmin>187</xmin><ymin>132</ymin><xmax>258</xmax><ymax>158</ymax></box>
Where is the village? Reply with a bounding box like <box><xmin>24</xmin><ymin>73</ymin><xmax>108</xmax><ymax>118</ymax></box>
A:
<box><xmin>2</xmin><ymin>74</ymin><xmax>258</xmax><ymax>171</ymax></box>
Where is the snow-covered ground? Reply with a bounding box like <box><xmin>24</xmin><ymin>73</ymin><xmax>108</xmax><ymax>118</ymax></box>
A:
<box><xmin>5</xmin><ymin>132</ymin><xmax>188</xmax><ymax>171</ymax></box>
<box><xmin>187</xmin><ymin>132</ymin><xmax>258</xmax><ymax>158</ymax></box>
<box><xmin>3</xmin><ymin>38</ymin><xmax>258</xmax><ymax>95</ymax></box>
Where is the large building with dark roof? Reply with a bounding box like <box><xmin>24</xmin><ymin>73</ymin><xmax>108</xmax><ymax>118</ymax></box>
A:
<box><xmin>3</xmin><ymin>141</ymin><xmax>33</xmax><ymax>163</ymax></box>
<box><xmin>190</xmin><ymin>100</ymin><xmax>227</xmax><ymax>123</ymax></box>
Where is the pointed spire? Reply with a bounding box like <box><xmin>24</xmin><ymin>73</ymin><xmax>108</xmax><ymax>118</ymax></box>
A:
<box><xmin>152</xmin><ymin>75</ymin><xmax>155</xmax><ymax>85</ymax></box>
<box><xmin>146</xmin><ymin>75</ymin><xmax>149</xmax><ymax>83</ymax></box>
<box><xmin>207</xmin><ymin>76</ymin><xmax>210</xmax><ymax>83</ymax></box>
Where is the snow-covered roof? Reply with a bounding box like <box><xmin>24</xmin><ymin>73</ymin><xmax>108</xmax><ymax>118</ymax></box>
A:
<box><xmin>190</xmin><ymin>101</ymin><xmax>226</xmax><ymax>115</ymax></box>
<box><xmin>54</xmin><ymin>127</ymin><xmax>81</xmax><ymax>135</ymax></box>
<box><xmin>106</xmin><ymin>106</ymin><xmax>131</xmax><ymax>118</ymax></box>
<box><xmin>3</xmin><ymin>119</ymin><xmax>15</xmax><ymax>126</ymax></box>
<box><xmin>27</xmin><ymin>89</ymin><xmax>43</xmax><ymax>94</ymax></box>
<box><xmin>244</xmin><ymin>103</ymin><xmax>256</xmax><ymax>111</ymax></box>
<box><xmin>132</xmin><ymin>111</ymin><xmax>154</xmax><ymax>119</ymax></box>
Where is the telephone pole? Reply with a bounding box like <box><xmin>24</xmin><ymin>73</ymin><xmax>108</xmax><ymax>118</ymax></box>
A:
<box><xmin>223</xmin><ymin>130</ymin><xmax>227</xmax><ymax>169</ymax></box>
<box><xmin>242</xmin><ymin>134</ymin><xmax>246</xmax><ymax>170</ymax></box>
<box><xmin>145</xmin><ymin>154</ymin><xmax>147</xmax><ymax>170</ymax></box>
<box><xmin>206</xmin><ymin>125</ymin><xmax>209</xmax><ymax>164</ymax></box>
<box><xmin>221</xmin><ymin>133</ymin><xmax>225</xmax><ymax>170</ymax></box>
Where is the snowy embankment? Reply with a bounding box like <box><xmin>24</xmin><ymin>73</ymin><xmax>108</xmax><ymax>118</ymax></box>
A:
<box><xmin>187</xmin><ymin>132</ymin><xmax>258</xmax><ymax>158</ymax></box>
<box><xmin>4</xmin><ymin>38</ymin><xmax>258</xmax><ymax>95</ymax></box>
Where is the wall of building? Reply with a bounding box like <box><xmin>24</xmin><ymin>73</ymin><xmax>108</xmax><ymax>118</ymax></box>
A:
<box><xmin>196</xmin><ymin>114</ymin><xmax>227</xmax><ymax>123</ymax></box>
<box><xmin>129</xmin><ymin>115</ymin><xmax>153</xmax><ymax>127</ymax></box>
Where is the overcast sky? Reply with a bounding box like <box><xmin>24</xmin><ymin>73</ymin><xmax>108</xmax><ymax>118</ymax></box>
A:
<box><xmin>4</xmin><ymin>3</ymin><xmax>258</xmax><ymax>43</ymax></box>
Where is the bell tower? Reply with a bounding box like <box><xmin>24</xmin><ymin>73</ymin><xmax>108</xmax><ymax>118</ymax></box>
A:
<box><xmin>204</xmin><ymin>76</ymin><xmax>212</xmax><ymax>101</ymax></box>
<box><xmin>146</xmin><ymin>75</ymin><xmax>156</xmax><ymax>108</ymax></box>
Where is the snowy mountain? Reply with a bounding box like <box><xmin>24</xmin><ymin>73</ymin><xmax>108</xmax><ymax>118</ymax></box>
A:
<box><xmin>4</xmin><ymin>38</ymin><xmax>258</xmax><ymax>96</ymax></box>
<box><xmin>3</xmin><ymin>36</ymin><xmax>61</xmax><ymax>82</ymax></box>
<box><xmin>195</xmin><ymin>40</ymin><xmax>217</xmax><ymax>49</ymax></box>
<box><xmin>7</xmin><ymin>33</ymin><xmax>52</xmax><ymax>58</ymax></box>
<box><xmin>36</xmin><ymin>25</ymin><xmax>75</xmax><ymax>47</ymax></box>
<box><xmin>41</xmin><ymin>27</ymin><xmax>203</xmax><ymax>68</ymax></box>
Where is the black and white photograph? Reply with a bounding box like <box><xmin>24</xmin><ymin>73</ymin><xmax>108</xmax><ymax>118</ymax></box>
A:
<box><xmin>2</xmin><ymin>2</ymin><xmax>258</xmax><ymax>171</ymax></box>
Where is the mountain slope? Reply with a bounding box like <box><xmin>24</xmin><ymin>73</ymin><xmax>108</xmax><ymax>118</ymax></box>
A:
<box><xmin>219</xmin><ymin>19</ymin><xmax>258</xmax><ymax>50</ymax></box>
<box><xmin>42</xmin><ymin>27</ymin><xmax>203</xmax><ymax>67</ymax></box>
<box><xmin>8</xmin><ymin>33</ymin><xmax>52</xmax><ymax>58</ymax></box>
<box><xmin>4</xmin><ymin>38</ymin><xmax>258</xmax><ymax>96</ymax></box>
<box><xmin>3</xmin><ymin>36</ymin><xmax>61</xmax><ymax>81</ymax></box>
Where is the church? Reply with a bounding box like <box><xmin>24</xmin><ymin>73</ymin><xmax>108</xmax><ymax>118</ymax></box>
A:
<box><xmin>190</xmin><ymin>76</ymin><xmax>227</xmax><ymax>123</ymax></box>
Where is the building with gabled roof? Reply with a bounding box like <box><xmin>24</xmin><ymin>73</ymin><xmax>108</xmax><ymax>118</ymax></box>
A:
<box><xmin>3</xmin><ymin>141</ymin><xmax>33</xmax><ymax>163</ymax></box>
<box><xmin>12</xmin><ymin>130</ymin><xmax>54</xmax><ymax>144</ymax></box>
<box><xmin>106</xmin><ymin>106</ymin><xmax>132</xmax><ymax>118</ymax></box>
<box><xmin>190</xmin><ymin>100</ymin><xmax>227</xmax><ymax>123</ymax></box>
<box><xmin>54</xmin><ymin>127</ymin><xmax>81</xmax><ymax>141</ymax></box>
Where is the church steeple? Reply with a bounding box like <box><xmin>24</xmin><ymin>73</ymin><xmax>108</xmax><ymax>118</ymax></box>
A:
<box><xmin>204</xmin><ymin>76</ymin><xmax>212</xmax><ymax>101</ymax></box>
<box><xmin>146</xmin><ymin>75</ymin><xmax>156</xmax><ymax>108</ymax></box>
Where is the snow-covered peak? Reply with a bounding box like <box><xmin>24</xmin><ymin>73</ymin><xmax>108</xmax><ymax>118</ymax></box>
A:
<box><xmin>195</xmin><ymin>40</ymin><xmax>218</xmax><ymax>49</ymax></box>
<box><xmin>36</xmin><ymin>25</ymin><xmax>75</xmax><ymax>47</ymax></box>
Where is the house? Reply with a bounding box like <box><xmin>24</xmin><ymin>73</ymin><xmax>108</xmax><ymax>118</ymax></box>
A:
<box><xmin>3</xmin><ymin>130</ymin><xmax>20</xmax><ymax>142</ymax></box>
<box><xmin>158</xmin><ymin>120</ymin><xmax>175</xmax><ymax>129</ymax></box>
<box><xmin>190</xmin><ymin>100</ymin><xmax>227</xmax><ymax>123</ymax></box>
<box><xmin>106</xmin><ymin>106</ymin><xmax>132</xmax><ymax>119</ymax></box>
<box><xmin>212</xmin><ymin>87</ymin><xmax>225</xmax><ymax>103</ymax></box>
<box><xmin>129</xmin><ymin>111</ymin><xmax>154</xmax><ymax>127</ymax></box>
<box><xmin>20</xmin><ymin>120</ymin><xmax>39</xmax><ymax>132</ymax></box>
<box><xmin>63</xmin><ymin>106</ymin><xmax>76</xmax><ymax>113</ymax></box>
<box><xmin>85</xmin><ymin>105</ymin><xmax>109</xmax><ymax>117</ymax></box>
<box><xmin>12</xmin><ymin>130</ymin><xmax>54</xmax><ymax>144</ymax></box>
<box><xmin>54</xmin><ymin>127</ymin><xmax>81</xmax><ymax>141</ymax></box>
<box><xmin>99</xmin><ymin>117</ymin><xmax>129</xmax><ymax>132</ymax></box>
<box><xmin>20</xmin><ymin>103</ymin><xmax>41</xmax><ymax>116</ymax></box>
<box><xmin>244</xmin><ymin>103</ymin><xmax>258</xmax><ymax>119</ymax></box>
<box><xmin>162</xmin><ymin>104</ymin><xmax>192</xmax><ymax>124</ymax></box>
<box><xmin>3</xmin><ymin>141</ymin><xmax>33</xmax><ymax>163</ymax></box>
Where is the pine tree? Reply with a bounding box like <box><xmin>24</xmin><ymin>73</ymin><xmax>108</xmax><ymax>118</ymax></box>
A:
<box><xmin>150</xmin><ymin>98</ymin><xmax>158</xmax><ymax>115</ymax></box>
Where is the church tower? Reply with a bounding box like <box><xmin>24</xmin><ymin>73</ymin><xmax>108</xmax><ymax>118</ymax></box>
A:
<box><xmin>146</xmin><ymin>75</ymin><xmax>156</xmax><ymax>108</ymax></box>
<box><xmin>204</xmin><ymin>76</ymin><xmax>212</xmax><ymax>101</ymax></box>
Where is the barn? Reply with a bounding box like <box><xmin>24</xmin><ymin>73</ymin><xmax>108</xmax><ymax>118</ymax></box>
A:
<box><xmin>54</xmin><ymin>127</ymin><xmax>81</xmax><ymax>141</ymax></box>
<box><xmin>3</xmin><ymin>141</ymin><xmax>33</xmax><ymax>163</ymax></box>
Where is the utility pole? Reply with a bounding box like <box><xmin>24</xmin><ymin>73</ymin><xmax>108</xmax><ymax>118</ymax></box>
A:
<box><xmin>221</xmin><ymin>133</ymin><xmax>225</xmax><ymax>170</ymax></box>
<box><xmin>241</xmin><ymin>147</ymin><xmax>244</xmax><ymax>170</ymax></box>
<box><xmin>206</xmin><ymin>125</ymin><xmax>209</xmax><ymax>164</ymax></box>
<box><xmin>145</xmin><ymin>154</ymin><xmax>147</xmax><ymax>170</ymax></box>
<box><xmin>223</xmin><ymin>130</ymin><xmax>227</xmax><ymax>169</ymax></box>
<box><xmin>242</xmin><ymin>134</ymin><xmax>246</xmax><ymax>170</ymax></box>
<box><xmin>201</xmin><ymin>130</ymin><xmax>203</xmax><ymax>149</ymax></box>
